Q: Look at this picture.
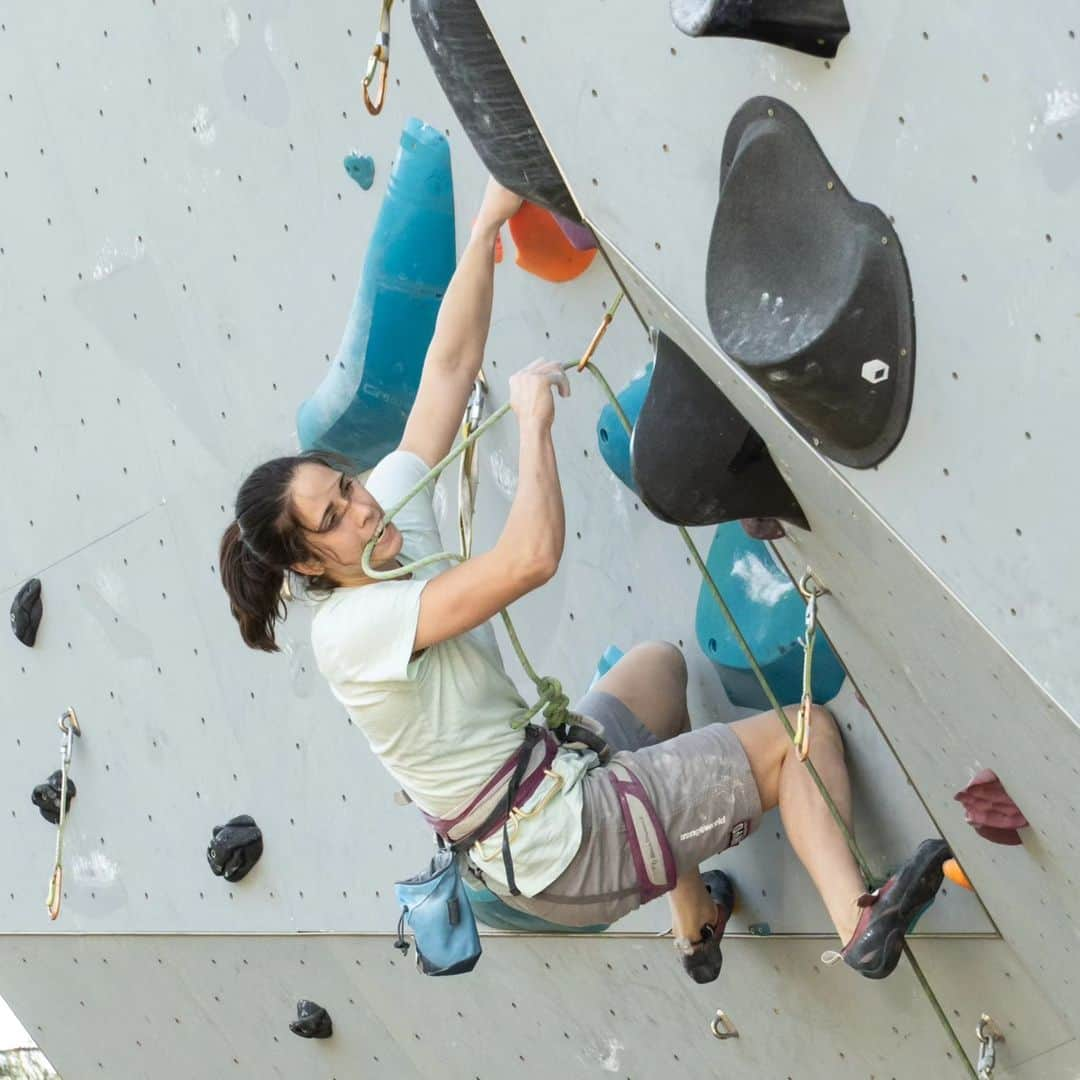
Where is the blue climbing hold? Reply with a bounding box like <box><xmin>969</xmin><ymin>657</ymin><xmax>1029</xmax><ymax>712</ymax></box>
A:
<box><xmin>297</xmin><ymin>118</ymin><xmax>456</xmax><ymax>471</ymax></box>
<box><xmin>696</xmin><ymin>523</ymin><xmax>845</xmax><ymax>709</ymax></box>
<box><xmin>596</xmin><ymin>361</ymin><xmax>654</xmax><ymax>494</ymax></box>
<box><xmin>589</xmin><ymin>644</ymin><xmax>625</xmax><ymax>689</ymax></box>
<box><xmin>344</xmin><ymin>153</ymin><xmax>376</xmax><ymax>190</ymax></box>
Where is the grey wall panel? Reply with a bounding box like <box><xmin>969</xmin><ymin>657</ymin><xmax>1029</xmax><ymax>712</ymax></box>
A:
<box><xmin>477</xmin><ymin>0</ymin><xmax>1080</xmax><ymax>723</ymax></box>
<box><xmin>596</xmin><ymin>234</ymin><xmax>1080</xmax><ymax>1035</ymax></box>
<box><xmin>0</xmin><ymin>0</ymin><xmax>998</xmax><ymax>948</ymax></box>
<box><xmin>3</xmin><ymin>933</ymin><xmax>1067</xmax><ymax>1080</ymax></box>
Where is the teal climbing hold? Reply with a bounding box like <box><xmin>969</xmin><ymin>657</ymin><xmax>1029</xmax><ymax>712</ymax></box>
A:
<box><xmin>596</xmin><ymin>362</ymin><xmax>653</xmax><ymax>494</ymax></box>
<box><xmin>344</xmin><ymin>153</ymin><xmax>376</xmax><ymax>190</ymax></box>
<box><xmin>297</xmin><ymin>118</ymin><xmax>456</xmax><ymax>471</ymax></box>
<box><xmin>462</xmin><ymin>873</ymin><xmax>608</xmax><ymax>933</ymax></box>
<box><xmin>589</xmin><ymin>644</ymin><xmax>625</xmax><ymax>689</ymax></box>
<box><xmin>696</xmin><ymin>523</ymin><xmax>845</xmax><ymax>709</ymax></box>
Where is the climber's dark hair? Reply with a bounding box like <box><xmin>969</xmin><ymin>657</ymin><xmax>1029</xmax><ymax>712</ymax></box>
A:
<box><xmin>218</xmin><ymin>448</ymin><xmax>357</xmax><ymax>653</ymax></box>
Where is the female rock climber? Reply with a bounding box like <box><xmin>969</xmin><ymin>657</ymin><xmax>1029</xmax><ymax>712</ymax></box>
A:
<box><xmin>218</xmin><ymin>174</ymin><xmax>951</xmax><ymax>984</ymax></box>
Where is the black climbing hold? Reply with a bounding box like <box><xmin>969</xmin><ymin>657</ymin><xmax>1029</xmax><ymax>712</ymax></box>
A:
<box><xmin>289</xmin><ymin>999</ymin><xmax>333</xmax><ymax>1039</ymax></box>
<box><xmin>10</xmin><ymin>578</ymin><xmax>43</xmax><ymax>647</ymax></box>
<box><xmin>630</xmin><ymin>330</ymin><xmax>808</xmax><ymax>529</ymax></box>
<box><xmin>207</xmin><ymin>814</ymin><xmax>263</xmax><ymax>882</ymax></box>
<box><xmin>671</xmin><ymin>0</ymin><xmax>850</xmax><ymax>58</ymax></box>
<box><xmin>410</xmin><ymin>0</ymin><xmax>579</xmax><ymax>221</ymax></box>
<box><xmin>706</xmin><ymin>96</ymin><xmax>915</xmax><ymax>468</ymax></box>
<box><xmin>32</xmin><ymin>770</ymin><xmax>76</xmax><ymax>825</ymax></box>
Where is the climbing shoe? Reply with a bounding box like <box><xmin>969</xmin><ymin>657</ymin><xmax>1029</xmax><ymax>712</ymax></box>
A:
<box><xmin>827</xmin><ymin>838</ymin><xmax>951</xmax><ymax>980</ymax></box>
<box><xmin>674</xmin><ymin>869</ymin><xmax>735</xmax><ymax>985</ymax></box>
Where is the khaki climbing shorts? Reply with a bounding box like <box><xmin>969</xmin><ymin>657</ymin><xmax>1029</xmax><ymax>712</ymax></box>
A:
<box><xmin>486</xmin><ymin>689</ymin><xmax>763</xmax><ymax>928</ymax></box>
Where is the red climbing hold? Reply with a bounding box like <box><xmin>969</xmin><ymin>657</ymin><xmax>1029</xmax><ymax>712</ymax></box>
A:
<box><xmin>508</xmin><ymin>202</ymin><xmax>597</xmax><ymax>283</ymax></box>
<box><xmin>954</xmin><ymin>769</ymin><xmax>1029</xmax><ymax>846</ymax></box>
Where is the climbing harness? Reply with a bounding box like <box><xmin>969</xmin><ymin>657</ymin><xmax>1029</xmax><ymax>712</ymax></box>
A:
<box><xmin>975</xmin><ymin>1014</ymin><xmax>1004</xmax><ymax>1079</ymax></box>
<box><xmin>794</xmin><ymin>571</ymin><xmax>828</xmax><ymax>761</ymax></box>
<box><xmin>361</xmin><ymin>0</ymin><xmax>394</xmax><ymax>115</ymax></box>
<box><xmin>46</xmin><ymin>707</ymin><xmax>80</xmax><ymax>921</ymax></box>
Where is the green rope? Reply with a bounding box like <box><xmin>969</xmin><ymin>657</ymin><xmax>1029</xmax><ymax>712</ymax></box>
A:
<box><xmin>360</xmin><ymin>303</ymin><xmax>975</xmax><ymax>1076</ymax></box>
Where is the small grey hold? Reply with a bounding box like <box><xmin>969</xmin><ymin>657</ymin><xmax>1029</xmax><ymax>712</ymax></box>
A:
<box><xmin>32</xmin><ymin>770</ymin><xmax>76</xmax><ymax>825</ymax></box>
<box><xmin>207</xmin><ymin>814</ymin><xmax>263</xmax><ymax>881</ymax></box>
<box><xmin>289</xmin><ymin>999</ymin><xmax>332</xmax><ymax>1039</ymax></box>
<box><xmin>11</xmin><ymin>578</ymin><xmax>43</xmax><ymax>647</ymax></box>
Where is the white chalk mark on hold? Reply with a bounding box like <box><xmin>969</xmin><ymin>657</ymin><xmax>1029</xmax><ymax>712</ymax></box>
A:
<box><xmin>732</xmin><ymin>552</ymin><xmax>795</xmax><ymax>607</ymax></box>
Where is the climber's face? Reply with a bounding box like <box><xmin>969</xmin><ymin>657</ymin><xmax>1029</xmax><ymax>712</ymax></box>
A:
<box><xmin>288</xmin><ymin>462</ymin><xmax>403</xmax><ymax>585</ymax></box>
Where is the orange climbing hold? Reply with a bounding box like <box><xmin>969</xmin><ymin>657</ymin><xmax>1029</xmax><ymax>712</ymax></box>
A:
<box><xmin>508</xmin><ymin>201</ymin><xmax>596</xmax><ymax>283</ymax></box>
<box><xmin>943</xmin><ymin>858</ymin><xmax>973</xmax><ymax>891</ymax></box>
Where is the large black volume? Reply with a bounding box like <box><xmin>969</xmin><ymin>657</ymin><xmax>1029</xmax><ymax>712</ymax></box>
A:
<box><xmin>671</xmin><ymin>0</ymin><xmax>850</xmax><ymax>59</ymax></box>
<box><xmin>410</xmin><ymin>0</ymin><xmax>579</xmax><ymax>221</ymax></box>
<box><xmin>706</xmin><ymin>96</ymin><xmax>915</xmax><ymax>468</ymax></box>
<box><xmin>631</xmin><ymin>330</ymin><xmax>808</xmax><ymax>529</ymax></box>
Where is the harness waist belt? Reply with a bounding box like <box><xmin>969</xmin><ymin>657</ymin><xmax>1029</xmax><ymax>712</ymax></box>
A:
<box><xmin>420</xmin><ymin>726</ymin><xmax>558</xmax><ymax>848</ymax></box>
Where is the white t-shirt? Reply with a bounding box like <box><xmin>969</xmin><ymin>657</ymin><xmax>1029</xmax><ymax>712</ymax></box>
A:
<box><xmin>310</xmin><ymin>449</ymin><xmax>593</xmax><ymax>897</ymax></box>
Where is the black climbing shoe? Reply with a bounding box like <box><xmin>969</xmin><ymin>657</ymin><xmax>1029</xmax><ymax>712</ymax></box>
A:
<box><xmin>829</xmin><ymin>839</ymin><xmax>951</xmax><ymax>980</ymax></box>
<box><xmin>675</xmin><ymin>869</ymin><xmax>735</xmax><ymax>985</ymax></box>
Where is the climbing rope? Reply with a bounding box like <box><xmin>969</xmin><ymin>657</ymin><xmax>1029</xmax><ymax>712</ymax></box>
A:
<box><xmin>361</xmin><ymin>292</ymin><xmax>977</xmax><ymax>1076</ymax></box>
<box><xmin>46</xmin><ymin>707</ymin><xmax>80</xmax><ymax>921</ymax></box>
<box><xmin>361</xmin><ymin>0</ymin><xmax>394</xmax><ymax>116</ymax></box>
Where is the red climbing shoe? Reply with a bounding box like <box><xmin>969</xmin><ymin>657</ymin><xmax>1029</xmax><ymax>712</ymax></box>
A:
<box><xmin>675</xmin><ymin>869</ymin><xmax>735</xmax><ymax>984</ymax></box>
<box><xmin>827</xmin><ymin>839</ymin><xmax>951</xmax><ymax>980</ymax></box>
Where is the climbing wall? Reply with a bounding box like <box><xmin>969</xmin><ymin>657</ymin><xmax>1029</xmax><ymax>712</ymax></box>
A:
<box><xmin>1</xmin><ymin>0</ymin><xmax>1077</xmax><ymax>1077</ymax></box>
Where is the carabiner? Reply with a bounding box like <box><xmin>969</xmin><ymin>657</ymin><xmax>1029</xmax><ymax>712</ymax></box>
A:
<box><xmin>797</xmin><ymin>570</ymin><xmax>828</xmax><ymax>601</ymax></box>
<box><xmin>577</xmin><ymin>291</ymin><xmax>625</xmax><ymax>372</ymax></box>
<box><xmin>794</xmin><ymin>693</ymin><xmax>813</xmax><ymax>762</ymax></box>
<box><xmin>362</xmin><ymin>0</ymin><xmax>394</xmax><ymax>116</ymax></box>
<box><xmin>710</xmin><ymin>1010</ymin><xmax>739</xmax><ymax>1040</ymax></box>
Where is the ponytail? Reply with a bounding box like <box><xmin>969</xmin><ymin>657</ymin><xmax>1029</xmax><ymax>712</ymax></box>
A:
<box><xmin>219</xmin><ymin>448</ymin><xmax>357</xmax><ymax>652</ymax></box>
<box><xmin>218</xmin><ymin>520</ymin><xmax>288</xmax><ymax>653</ymax></box>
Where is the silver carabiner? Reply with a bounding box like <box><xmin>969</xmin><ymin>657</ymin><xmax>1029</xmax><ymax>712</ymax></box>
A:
<box><xmin>797</xmin><ymin>570</ymin><xmax>828</xmax><ymax>601</ymax></box>
<box><xmin>465</xmin><ymin>377</ymin><xmax>487</xmax><ymax>430</ymax></box>
<box><xmin>710</xmin><ymin>1010</ymin><xmax>739</xmax><ymax>1040</ymax></box>
<box><xmin>976</xmin><ymin>1014</ymin><xmax>1004</xmax><ymax>1079</ymax></box>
